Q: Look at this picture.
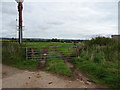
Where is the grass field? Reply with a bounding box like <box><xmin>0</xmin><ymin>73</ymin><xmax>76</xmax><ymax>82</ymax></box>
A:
<box><xmin>23</xmin><ymin>42</ymin><xmax>74</xmax><ymax>47</ymax></box>
<box><xmin>23</xmin><ymin>42</ymin><xmax>76</xmax><ymax>56</ymax></box>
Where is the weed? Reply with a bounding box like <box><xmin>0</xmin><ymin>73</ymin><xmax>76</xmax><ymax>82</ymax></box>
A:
<box><xmin>45</xmin><ymin>50</ymin><xmax>72</xmax><ymax>76</ymax></box>
<box><xmin>71</xmin><ymin>37</ymin><xmax>120</xmax><ymax>88</ymax></box>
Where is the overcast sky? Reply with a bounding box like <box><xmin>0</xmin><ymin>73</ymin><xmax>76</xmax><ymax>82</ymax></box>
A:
<box><xmin>1</xmin><ymin>0</ymin><xmax>119</xmax><ymax>39</ymax></box>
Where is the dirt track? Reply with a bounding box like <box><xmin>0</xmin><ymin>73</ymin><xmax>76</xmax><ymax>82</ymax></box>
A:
<box><xmin>2</xmin><ymin>65</ymin><xmax>107</xmax><ymax>88</ymax></box>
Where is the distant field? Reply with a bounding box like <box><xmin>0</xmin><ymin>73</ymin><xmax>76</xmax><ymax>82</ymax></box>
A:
<box><xmin>23</xmin><ymin>42</ymin><xmax>77</xmax><ymax>56</ymax></box>
<box><xmin>22</xmin><ymin>42</ymin><xmax>75</xmax><ymax>47</ymax></box>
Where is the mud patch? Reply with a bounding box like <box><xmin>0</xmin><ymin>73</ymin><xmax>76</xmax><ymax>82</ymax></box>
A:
<box><xmin>37</xmin><ymin>47</ymin><xmax>49</xmax><ymax>69</ymax></box>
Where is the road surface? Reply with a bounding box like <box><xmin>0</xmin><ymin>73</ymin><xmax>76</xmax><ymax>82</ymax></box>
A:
<box><xmin>2</xmin><ymin>65</ymin><xmax>106</xmax><ymax>88</ymax></box>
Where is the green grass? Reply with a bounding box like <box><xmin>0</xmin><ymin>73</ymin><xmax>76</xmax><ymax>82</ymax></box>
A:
<box><xmin>57</xmin><ymin>44</ymin><xmax>75</xmax><ymax>56</ymax></box>
<box><xmin>44</xmin><ymin>49</ymin><xmax>72</xmax><ymax>76</ymax></box>
<box><xmin>72</xmin><ymin>59</ymin><xmax>119</xmax><ymax>88</ymax></box>
<box><xmin>12</xmin><ymin>59</ymin><xmax>38</xmax><ymax>70</ymax></box>
<box><xmin>2</xmin><ymin>41</ymin><xmax>73</xmax><ymax>75</ymax></box>
<box><xmin>23</xmin><ymin>42</ymin><xmax>74</xmax><ymax>47</ymax></box>
<box><xmin>3</xmin><ymin>38</ymin><xmax>119</xmax><ymax>88</ymax></box>
<box><xmin>23</xmin><ymin>42</ymin><xmax>75</xmax><ymax>57</ymax></box>
<box><xmin>71</xmin><ymin>37</ymin><xmax>120</xmax><ymax>88</ymax></box>
<box><xmin>2</xmin><ymin>42</ymin><xmax>38</xmax><ymax>70</ymax></box>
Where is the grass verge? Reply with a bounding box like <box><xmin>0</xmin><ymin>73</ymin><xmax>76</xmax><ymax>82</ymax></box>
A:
<box><xmin>71</xmin><ymin>37</ymin><xmax>120</xmax><ymax>88</ymax></box>
<box><xmin>2</xmin><ymin>42</ymin><xmax>38</xmax><ymax>70</ymax></box>
<box><xmin>44</xmin><ymin>49</ymin><xmax>72</xmax><ymax>76</ymax></box>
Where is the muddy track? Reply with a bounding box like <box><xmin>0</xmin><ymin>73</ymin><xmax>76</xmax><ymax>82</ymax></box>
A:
<box><xmin>2</xmin><ymin>48</ymin><xmax>107</xmax><ymax>88</ymax></box>
<box><xmin>53</xmin><ymin>47</ymin><xmax>74</xmax><ymax>69</ymax></box>
<box><xmin>37</xmin><ymin>47</ymin><xmax>49</xmax><ymax>69</ymax></box>
<box><xmin>53</xmin><ymin>48</ymin><xmax>107</xmax><ymax>88</ymax></box>
<box><xmin>53</xmin><ymin>48</ymin><xmax>71</xmax><ymax>62</ymax></box>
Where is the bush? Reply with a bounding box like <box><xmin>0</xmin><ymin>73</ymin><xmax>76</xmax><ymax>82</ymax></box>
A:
<box><xmin>84</xmin><ymin>37</ymin><xmax>118</xmax><ymax>46</ymax></box>
<box><xmin>2</xmin><ymin>41</ymin><xmax>38</xmax><ymax>70</ymax></box>
<box><xmin>71</xmin><ymin>37</ymin><xmax>120</xmax><ymax>88</ymax></box>
<box><xmin>93</xmin><ymin>52</ymin><xmax>105</xmax><ymax>64</ymax></box>
<box><xmin>104</xmin><ymin>72</ymin><xmax>120</xmax><ymax>88</ymax></box>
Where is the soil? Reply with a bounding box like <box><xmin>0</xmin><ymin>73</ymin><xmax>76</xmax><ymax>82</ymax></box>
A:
<box><xmin>2</xmin><ymin>64</ymin><xmax>107</xmax><ymax>88</ymax></box>
<box><xmin>37</xmin><ymin>47</ymin><xmax>49</xmax><ymax>69</ymax></box>
<box><xmin>53</xmin><ymin>48</ymin><xmax>107</xmax><ymax>88</ymax></box>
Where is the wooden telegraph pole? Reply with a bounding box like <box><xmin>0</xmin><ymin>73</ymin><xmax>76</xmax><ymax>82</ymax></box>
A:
<box><xmin>15</xmin><ymin>0</ymin><xmax>24</xmax><ymax>44</ymax></box>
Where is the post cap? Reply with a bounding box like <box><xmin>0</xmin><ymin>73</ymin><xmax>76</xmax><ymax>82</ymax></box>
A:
<box><xmin>15</xmin><ymin>0</ymin><xmax>24</xmax><ymax>3</ymax></box>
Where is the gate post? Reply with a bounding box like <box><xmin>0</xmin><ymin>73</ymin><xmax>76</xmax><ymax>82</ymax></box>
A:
<box><xmin>31</xmin><ymin>48</ymin><xmax>35</xmax><ymax>58</ymax></box>
<box><xmin>26</xmin><ymin>47</ymin><xmax>28</xmax><ymax>60</ymax></box>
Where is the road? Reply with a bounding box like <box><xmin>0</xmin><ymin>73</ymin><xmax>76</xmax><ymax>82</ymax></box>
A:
<box><xmin>2</xmin><ymin>64</ymin><xmax>106</xmax><ymax>88</ymax></box>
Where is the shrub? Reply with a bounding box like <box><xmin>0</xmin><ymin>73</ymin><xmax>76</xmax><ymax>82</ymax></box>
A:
<box><xmin>84</xmin><ymin>37</ymin><xmax>118</xmax><ymax>46</ymax></box>
<box><xmin>93</xmin><ymin>52</ymin><xmax>105</xmax><ymax>64</ymax></box>
<box><xmin>2</xmin><ymin>41</ymin><xmax>38</xmax><ymax>70</ymax></box>
<box><xmin>71</xmin><ymin>37</ymin><xmax>120</xmax><ymax>88</ymax></box>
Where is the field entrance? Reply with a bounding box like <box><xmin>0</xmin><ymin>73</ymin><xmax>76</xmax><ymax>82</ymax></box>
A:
<box><xmin>2</xmin><ymin>41</ymin><xmax>79</xmax><ymax>76</ymax></box>
<box><xmin>24</xmin><ymin>46</ymin><xmax>76</xmax><ymax>69</ymax></box>
<box><xmin>25</xmin><ymin>45</ymin><xmax>77</xmax><ymax>69</ymax></box>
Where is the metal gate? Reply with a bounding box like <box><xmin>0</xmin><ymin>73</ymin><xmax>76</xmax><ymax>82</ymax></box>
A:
<box><xmin>25</xmin><ymin>47</ymin><xmax>42</xmax><ymax>60</ymax></box>
<box><xmin>24</xmin><ymin>46</ymin><xmax>78</xmax><ymax>69</ymax></box>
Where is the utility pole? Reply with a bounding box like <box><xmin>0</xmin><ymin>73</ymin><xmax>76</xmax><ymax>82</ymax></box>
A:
<box><xmin>15</xmin><ymin>0</ymin><xmax>24</xmax><ymax>44</ymax></box>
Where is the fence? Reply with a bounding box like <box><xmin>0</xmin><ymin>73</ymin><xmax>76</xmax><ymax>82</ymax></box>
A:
<box><xmin>23</xmin><ymin>46</ymin><xmax>79</xmax><ymax>68</ymax></box>
<box><xmin>25</xmin><ymin>46</ymin><xmax>78</xmax><ymax>60</ymax></box>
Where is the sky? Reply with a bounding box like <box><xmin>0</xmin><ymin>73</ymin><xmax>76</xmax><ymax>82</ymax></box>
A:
<box><xmin>1</xmin><ymin>0</ymin><xmax>119</xmax><ymax>40</ymax></box>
